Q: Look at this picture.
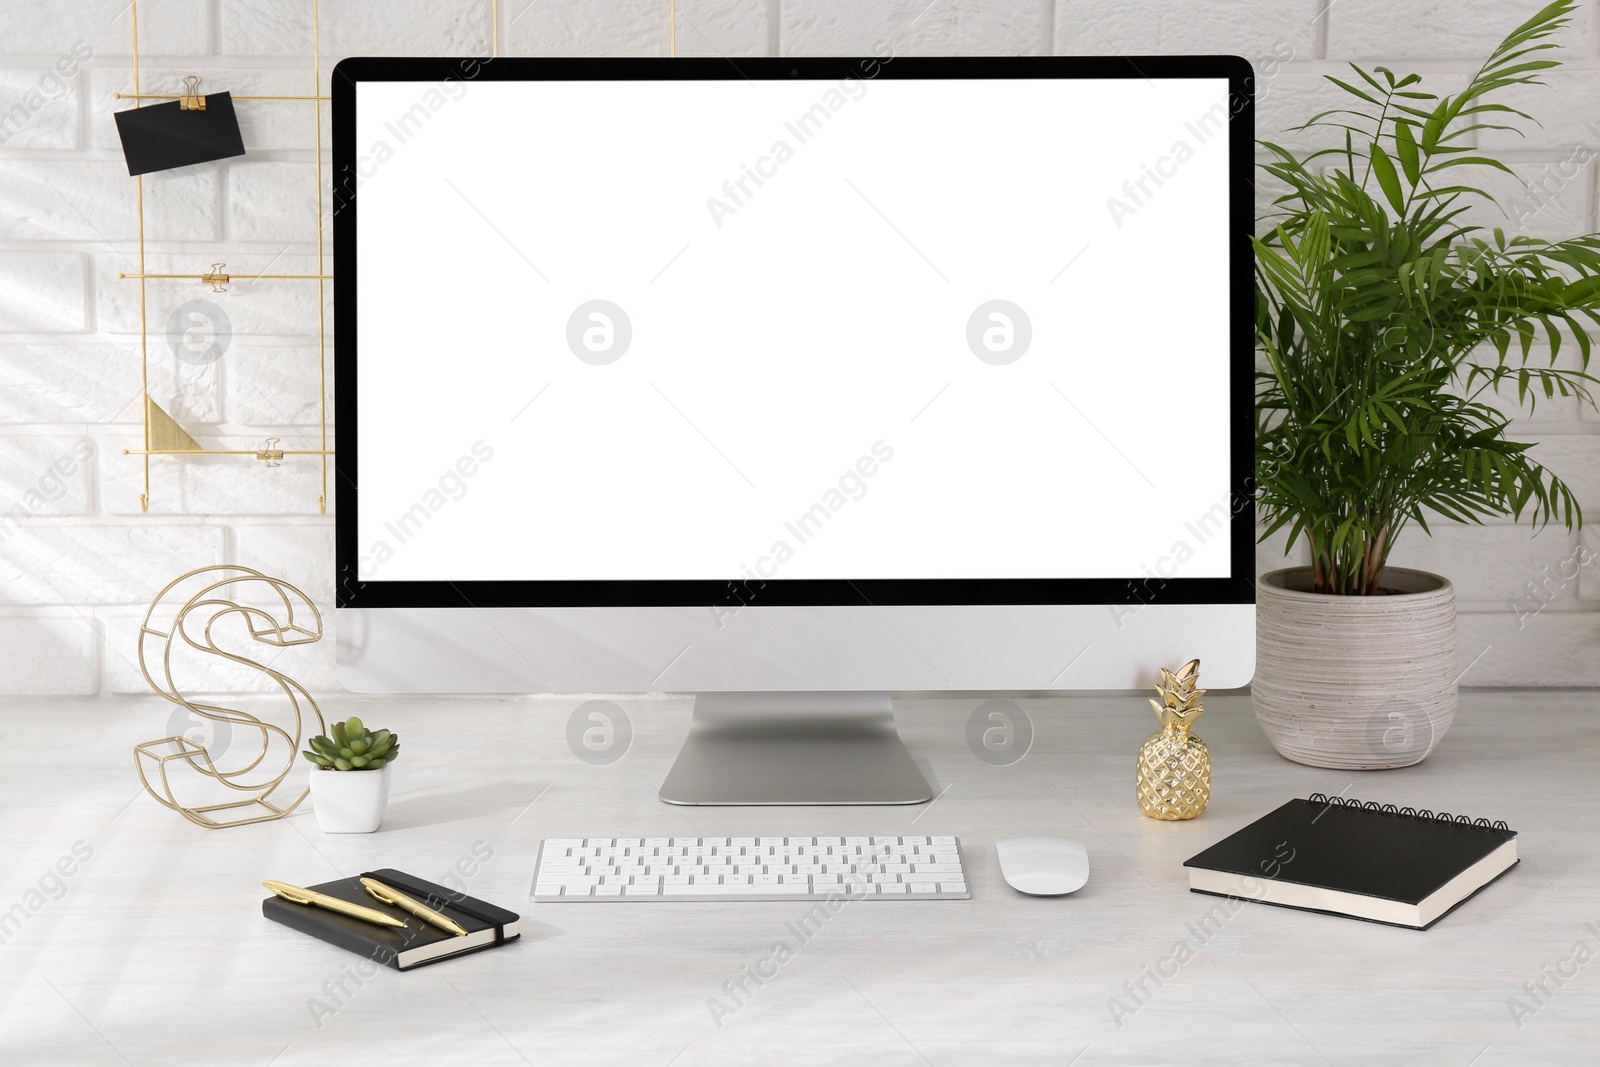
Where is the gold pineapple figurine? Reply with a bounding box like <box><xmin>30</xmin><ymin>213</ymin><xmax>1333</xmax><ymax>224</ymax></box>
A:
<box><xmin>1136</xmin><ymin>658</ymin><xmax>1210</xmax><ymax>820</ymax></box>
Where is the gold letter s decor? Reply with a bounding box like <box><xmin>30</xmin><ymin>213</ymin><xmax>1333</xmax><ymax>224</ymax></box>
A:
<box><xmin>133</xmin><ymin>565</ymin><xmax>327</xmax><ymax>829</ymax></box>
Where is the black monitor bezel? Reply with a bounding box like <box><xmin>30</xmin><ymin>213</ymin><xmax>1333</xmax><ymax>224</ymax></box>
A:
<box><xmin>332</xmin><ymin>55</ymin><xmax>1256</xmax><ymax>610</ymax></box>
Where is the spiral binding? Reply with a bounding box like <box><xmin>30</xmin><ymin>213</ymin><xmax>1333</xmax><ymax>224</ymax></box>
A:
<box><xmin>1305</xmin><ymin>793</ymin><xmax>1510</xmax><ymax>832</ymax></box>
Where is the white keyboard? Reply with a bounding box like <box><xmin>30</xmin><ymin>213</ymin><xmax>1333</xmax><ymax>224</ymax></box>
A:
<box><xmin>532</xmin><ymin>835</ymin><xmax>970</xmax><ymax>902</ymax></box>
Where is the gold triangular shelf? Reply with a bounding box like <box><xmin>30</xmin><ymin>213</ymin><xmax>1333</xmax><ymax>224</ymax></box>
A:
<box><xmin>145</xmin><ymin>397</ymin><xmax>202</xmax><ymax>452</ymax></box>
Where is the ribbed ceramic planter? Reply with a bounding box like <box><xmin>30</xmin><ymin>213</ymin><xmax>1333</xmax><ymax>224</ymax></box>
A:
<box><xmin>1253</xmin><ymin>567</ymin><xmax>1456</xmax><ymax>770</ymax></box>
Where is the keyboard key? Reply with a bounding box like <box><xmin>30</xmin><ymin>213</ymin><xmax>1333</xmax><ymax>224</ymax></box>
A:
<box><xmin>624</xmin><ymin>884</ymin><xmax>658</xmax><ymax>896</ymax></box>
<box><xmin>941</xmin><ymin>883</ymin><xmax>967</xmax><ymax>894</ymax></box>
<box><xmin>878</xmin><ymin>883</ymin><xmax>908</xmax><ymax>894</ymax></box>
<box><xmin>664</xmin><ymin>883</ymin><xmax>810</xmax><ymax>897</ymax></box>
<box><xmin>594</xmin><ymin>885</ymin><xmax>623</xmax><ymax>896</ymax></box>
<box><xmin>910</xmin><ymin>883</ymin><xmax>938</xmax><ymax>894</ymax></box>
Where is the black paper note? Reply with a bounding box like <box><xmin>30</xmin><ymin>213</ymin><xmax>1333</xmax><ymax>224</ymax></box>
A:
<box><xmin>114</xmin><ymin>92</ymin><xmax>246</xmax><ymax>176</ymax></box>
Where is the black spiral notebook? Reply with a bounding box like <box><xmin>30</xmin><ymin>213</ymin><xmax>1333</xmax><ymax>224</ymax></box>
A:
<box><xmin>1183</xmin><ymin>794</ymin><xmax>1519</xmax><ymax>929</ymax></box>
<box><xmin>262</xmin><ymin>868</ymin><xmax>520</xmax><ymax>970</ymax></box>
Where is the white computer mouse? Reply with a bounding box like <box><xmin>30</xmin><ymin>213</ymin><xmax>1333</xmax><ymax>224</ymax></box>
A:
<box><xmin>995</xmin><ymin>837</ymin><xmax>1090</xmax><ymax>896</ymax></box>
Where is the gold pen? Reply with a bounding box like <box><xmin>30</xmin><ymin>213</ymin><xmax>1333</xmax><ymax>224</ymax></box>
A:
<box><xmin>264</xmin><ymin>880</ymin><xmax>408</xmax><ymax>928</ymax></box>
<box><xmin>361</xmin><ymin>877</ymin><xmax>469</xmax><ymax>937</ymax></box>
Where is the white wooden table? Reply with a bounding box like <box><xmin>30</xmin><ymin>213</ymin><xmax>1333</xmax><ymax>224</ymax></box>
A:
<box><xmin>0</xmin><ymin>691</ymin><xmax>1594</xmax><ymax>1066</ymax></box>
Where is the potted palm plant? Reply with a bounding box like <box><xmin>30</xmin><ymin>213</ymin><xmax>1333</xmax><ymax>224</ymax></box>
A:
<box><xmin>1253</xmin><ymin>0</ymin><xmax>1600</xmax><ymax>769</ymax></box>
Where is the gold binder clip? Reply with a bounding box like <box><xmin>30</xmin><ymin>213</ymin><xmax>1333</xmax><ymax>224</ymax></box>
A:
<box><xmin>201</xmin><ymin>262</ymin><xmax>230</xmax><ymax>292</ymax></box>
<box><xmin>179</xmin><ymin>75</ymin><xmax>207</xmax><ymax>111</ymax></box>
<box><xmin>256</xmin><ymin>438</ymin><xmax>284</xmax><ymax>467</ymax></box>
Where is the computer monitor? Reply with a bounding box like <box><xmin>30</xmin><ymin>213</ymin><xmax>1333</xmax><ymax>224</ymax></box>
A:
<box><xmin>332</xmin><ymin>55</ymin><xmax>1256</xmax><ymax>805</ymax></box>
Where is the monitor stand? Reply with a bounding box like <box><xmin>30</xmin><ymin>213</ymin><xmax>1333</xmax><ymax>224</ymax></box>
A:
<box><xmin>658</xmin><ymin>692</ymin><xmax>932</xmax><ymax>806</ymax></box>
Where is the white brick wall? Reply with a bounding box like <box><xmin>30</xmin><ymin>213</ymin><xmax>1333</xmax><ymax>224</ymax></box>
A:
<box><xmin>1</xmin><ymin>0</ymin><xmax>1597</xmax><ymax>695</ymax></box>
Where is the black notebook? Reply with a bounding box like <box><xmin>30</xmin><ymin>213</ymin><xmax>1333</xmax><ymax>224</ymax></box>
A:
<box><xmin>262</xmin><ymin>868</ymin><xmax>520</xmax><ymax>970</ymax></box>
<box><xmin>1183</xmin><ymin>794</ymin><xmax>1519</xmax><ymax>929</ymax></box>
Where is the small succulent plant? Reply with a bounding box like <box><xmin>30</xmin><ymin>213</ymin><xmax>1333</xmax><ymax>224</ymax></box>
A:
<box><xmin>303</xmin><ymin>716</ymin><xmax>399</xmax><ymax>771</ymax></box>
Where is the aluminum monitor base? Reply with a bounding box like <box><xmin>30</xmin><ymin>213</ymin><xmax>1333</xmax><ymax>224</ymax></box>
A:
<box><xmin>658</xmin><ymin>692</ymin><xmax>933</xmax><ymax>806</ymax></box>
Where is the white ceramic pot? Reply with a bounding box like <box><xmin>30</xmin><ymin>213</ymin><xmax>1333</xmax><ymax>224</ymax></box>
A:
<box><xmin>308</xmin><ymin>763</ymin><xmax>392</xmax><ymax>833</ymax></box>
<box><xmin>1252</xmin><ymin>567</ymin><xmax>1456</xmax><ymax>770</ymax></box>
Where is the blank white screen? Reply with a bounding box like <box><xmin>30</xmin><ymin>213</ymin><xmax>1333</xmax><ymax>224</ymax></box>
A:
<box><xmin>354</xmin><ymin>75</ymin><xmax>1234</xmax><ymax>583</ymax></box>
